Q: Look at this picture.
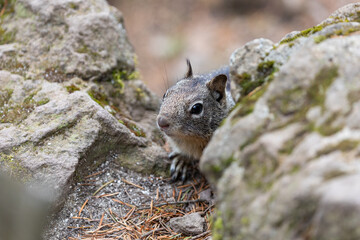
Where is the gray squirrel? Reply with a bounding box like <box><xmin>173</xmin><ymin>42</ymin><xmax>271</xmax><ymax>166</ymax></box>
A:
<box><xmin>157</xmin><ymin>60</ymin><xmax>235</xmax><ymax>181</ymax></box>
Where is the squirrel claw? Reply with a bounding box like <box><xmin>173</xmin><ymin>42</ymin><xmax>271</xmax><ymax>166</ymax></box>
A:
<box><xmin>169</xmin><ymin>152</ymin><xmax>179</xmax><ymax>160</ymax></box>
<box><xmin>170</xmin><ymin>157</ymin><xmax>178</xmax><ymax>176</ymax></box>
<box><xmin>169</xmin><ymin>154</ymin><xmax>191</xmax><ymax>182</ymax></box>
<box><xmin>180</xmin><ymin>165</ymin><xmax>188</xmax><ymax>183</ymax></box>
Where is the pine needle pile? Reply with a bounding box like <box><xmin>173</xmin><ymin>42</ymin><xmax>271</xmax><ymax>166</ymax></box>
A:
<box><xmin>67</xmin><ymin>174</ymin><xmax>214</xmax><ymax>240</ymax></box>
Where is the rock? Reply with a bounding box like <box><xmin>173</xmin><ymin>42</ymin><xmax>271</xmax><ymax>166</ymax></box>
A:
<box><xmin>0</xmin><ymin>71</ymin><xmax>167</xmax><ymax>209</ymax></box>
<box><xmin>201</xmin><ymin>3</ymin><xmax>360</xmax><ymax>240</ymax></box>
<box><xmin>321</xmin><ymin>2</ymin><xmax>360</xmax><ymax>26</ymax></box>
<box><xmin>230</xmin><ymin>38</ymin><xmax>274</xmax><ymax>100</ymax></box>
<box><xmin>0</xmin><ymin>0</ymin><xmax>135</xmax><ymax>80</ymax></box>
<box><xmin>199</xmin><ymin>188</ymin><xmax>215</xmax><ymax>205</ymax></box>
<box><xmin>0</xmin><ymin>0</ymin><xmax>168</xmax><ymax>213</ymax></box>
<box><xmin>169</xmin><ymin>212</ymin><xmax>206</xmax><ymax>236</ymax></box>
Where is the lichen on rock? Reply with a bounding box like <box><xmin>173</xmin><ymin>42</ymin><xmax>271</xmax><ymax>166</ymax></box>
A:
<box><xmin>201</xmin><ymin>3</ymin><xmax>360</xmax><ymax>240</ymax></box>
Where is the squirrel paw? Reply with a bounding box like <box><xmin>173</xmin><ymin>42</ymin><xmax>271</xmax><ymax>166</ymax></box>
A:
<box><xmin>169</xmin><ymin>153</ymin><xmax>192</xmax><ymax>183</ymax></box>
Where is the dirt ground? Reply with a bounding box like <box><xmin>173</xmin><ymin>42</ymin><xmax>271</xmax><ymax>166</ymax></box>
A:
<box><xmin>44</xmin><ymin>157</ymin><xmax>212</xmax><ymax>239</ymax></box>
<box><xmin>108</xmin><ymin>0</ymin><xmax>356</xmax><ymax>95</ymax></box>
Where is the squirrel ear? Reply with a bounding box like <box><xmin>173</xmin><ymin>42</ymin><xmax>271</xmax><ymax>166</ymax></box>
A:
<box><xmin>207</xmin><ymin>74</ymin><xmax>227</xmax><ymax>102</ymax></box>
<box><xmin>185</xmin><ymin>59</ymin><xmax>193</xmax><ymax>78</ymax></box>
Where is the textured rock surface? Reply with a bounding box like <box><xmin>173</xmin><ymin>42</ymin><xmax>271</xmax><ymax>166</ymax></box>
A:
<box><xmin>0</xmin><ymin>0</ymin><xmax>168</xmax><ymax>212</ymax></box>
<box><xmin>201</xmin><ymin>3</ymin><xmax>360</xmax><ymax>240</ymax></box>
<box><xmin>0</xmin><ymin>0</ymin><xmax>135</xmax><ymax>80</ymax></box>
<box><xmin>230</xmin><ymin>38</ymin><xmax>274</xmax><ymax>100</ymax></box>
<box><xmin>169</xmin><ymin>212</ymin><xmax>206</xmax><ymax>235</ymax></box>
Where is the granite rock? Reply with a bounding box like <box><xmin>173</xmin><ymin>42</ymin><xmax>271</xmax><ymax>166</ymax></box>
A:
<box><xmin>201</xmin><ymin>3</ymin><xmax>360</xmax><ymax>239</ymax></box>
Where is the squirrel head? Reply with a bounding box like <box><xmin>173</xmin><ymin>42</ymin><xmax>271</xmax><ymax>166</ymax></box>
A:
<box><xmin>157</xmin><ymin>60</ymin><xmax>233</xmax><ymax>143</ymax></box>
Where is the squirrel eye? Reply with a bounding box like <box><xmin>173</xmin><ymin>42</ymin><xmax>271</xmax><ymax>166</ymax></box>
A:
<box><xmin>190</xmin><ymin>103</ymin><xmax>203</xmax><ymax>115</ymax></box>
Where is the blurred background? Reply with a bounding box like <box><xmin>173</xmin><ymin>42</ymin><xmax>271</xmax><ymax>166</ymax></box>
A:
<box><xmin>107</xmin><ymin>0</ymin><xmax>356</xmax><ymax>96</ymax></box>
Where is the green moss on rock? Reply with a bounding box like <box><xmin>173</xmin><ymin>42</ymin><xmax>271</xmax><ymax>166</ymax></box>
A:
<box><xmin>237</xmin><ymin>72</ymin><xmax>261</xmax><ymax>97</ymax></box>
<box><xmin>68</xmin><ymin>2</ymin><xmax>79</xmax><ymax>10</ymax></box>
<box><xmin>112</xmin><ymin>69</ymin><xmax>140</xmax><ymax>81</ymax></box>
<box><xmin>66</xmin><ymin>84</ymin><xmax>80</xmax><ymax>93</ymax></box>
<box><xmin>87</xmin><ymin>89</ymin><xmax>109</xmax><ymax>107</ymax></box>
<box><xmin>316</xmin><ymin>140</ymin><xmax>359</xmax><ymax>157</ymax></box>
<box><xmin>314</xmin><ymin>35</ymin><xmax>327</xmax><ymax>44</ymax></box>
<box><xmin>0</xmin><ymin>88</ymin><xmax>13</xmax><ymax>107</ymax></box>
<box><xmin>279</xmin><ymin>129</ymin><xmax>307</xmax><ymax>155</ymax></box>
<box><xmin>238</xmin><ymin>61</ymin><xmax>276</xmax><ymax>97</ymax></box>
<box><xmin>118</xmin><ymin>120</ymin><xmax>146</xmax><ymax>138</ymax></box>
<box><xmin>233</xmin><ymin>83</ymin><xmax>268</xmax><ymax>119</ymax></box>
<box><xmin>0</xmin><ymin>26</ymin><xmax>16</xmax><ymax>44</ymax></box>
<box><xmin>113</xmin><ymin>78</ymin><xmax>125</xmax><ymax>94</ymax></box>
<box><xmin>257</xmin><ymin>60</ymin><xmax>275</xmax><ymax>77</ymax></box>
<box><xmin>0</xmin><ymin>90</ymin><xmax>42</xmax><ymax>124</ymax></box>
<box><xmin>241</xmin><ymin>216</ymin><xmax>250</xmax><ymax>226</ymax></box>
<box><xmin>75</xmin><ymin>43</ymin><xmax>100</xmax><ymax>58</ymax></box>
<box><xmin>314</xmin><ymin>115</ymin><xmax>342</xmax><ymax>136</ymax></box>
<box><xmin>309</xmin><ymin>66</ymin><xmax>338</xmax><ymax>107</ymax></box>
<box><xmin>314</xmin><ymin>26</ymin><xmax>360</xmax><ymax>44</ymax></box>
<box><xmin>135</xmin><ymin>87</ymin><xmax>145</xmax><ymax>100</ymax></box>
<box><xmin>36</xmin><ymin>98</ymin><xmax>50</xmax><ymax>106</ymax></box>
<box><xmin>126</xmin><ymin>122</ymin><xmax>146</xmax><ymax>138</ymax></box>
<box><xmin>280</xmin><ymin>25</ymin><xmax>324</xmax><ymax>44</ymax></box>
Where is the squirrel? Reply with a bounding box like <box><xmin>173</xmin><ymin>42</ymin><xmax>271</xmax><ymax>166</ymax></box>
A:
<box><xmin>157</xmin><ymin>60</ymin><xmax>235</xmax><ymax>181</ymax></box>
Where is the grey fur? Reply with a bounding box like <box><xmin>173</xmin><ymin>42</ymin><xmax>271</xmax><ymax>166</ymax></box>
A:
<box><xmin>157</xmin><ymin>61</ymin><xmax>235</xmax><ymax>181</ymax></box>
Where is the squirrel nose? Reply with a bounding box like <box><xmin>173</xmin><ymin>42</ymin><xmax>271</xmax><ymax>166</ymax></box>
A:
<box><xmin>157</xmin><ymin>117</ymin><xmax>170</xmax><ymax>129</ymax></box>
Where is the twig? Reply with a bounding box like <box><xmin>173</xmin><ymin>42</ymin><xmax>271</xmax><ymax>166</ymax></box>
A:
<box><xmin>140</xmin><ymin>227</ymin><xmax>165</xmax><ymax>239</ymax></box>
<box><xmin>93</xmin><ymin>179</ymin><xmax>114</xmax><ymax>196</ymax></box>
<box><xmin>124</xmin><ymin>188</ymin><xmax>133</xmax><ymax>201</ymax></box>
<box><xmin>122</xmin><ymin>178</ymin><xmax>144</xmax><ymax>190</ymax></box>
<box><xmin>189</xmin><ymin>230</ymin><xmax>211</xmax><ymax>240</ymax></box>
<box><xmin>106</xmin><ymin>209</ymin><xmax>119</xmax><ymax>223</ymax></box>
<box><xmin>79</xmin><ymin>199</ymin><xmax>89</xmax><ymax>216</ymax></box>
<box><xmin>72</xmin><ymin>216</ymin><xmax>93</xmax><ymax>221</ymax></box>
<box><xmin>85</xmin><ymin>170</ymin><xmax>106</xmax><ymax>179</ymax></box>
<box><xmin>112</xmin><ymin>198</ymin><xmax>135</xmax><ymax>208</ymax></box>
<box><xmin>191</xmin><ymin>182</ymin><xmax>198</xmax><ymax>195</ymax></box>
<box><xmin>125</xmin><ymin>207</ymin><xmax>136</xmax><ymax>221</ymax></box>
<box><xmin>204</xmin><ymin>204</ymin><xmax>215</xmax><ymax>213</ymax></box>
<box><xmin>159</xmin><ymin>219</ymin><xmax>174</xmax><ymax>235</ymax></box>
<box><xmin>0</xmin><ymin>0</ymin><xmax>7</xmax><ymax>17</ymax></box>
<box><xmin>150</xmin><ymin>199</ymin><xmax>153</xmax><ymax>216</ymax></box>
<box><xmin>98</xmin><ymin>212</ymin><xmax>105</xmax><ymax>228</ymax></box>
<box><xmin>177</xmin><ymin>189</ymin><xmax>182</xmax><ymax>202</ymax></box>
<box><xmin>156</xmin><ymin>187</ymin><xmax>159</xmax><ymax>200</ymax></box>
<box><xmin>177</xmin><ymin>183</ymin><xmax>192</xmax><ymax>188</ymax></box>
<box><xmin>137</xmin><ymin>199</ymin><xmax>207</xmax><ymax>210</ymax></box>
<box><xmin>67</xmin><ymin>225</ymin><xmax>92</xmax><ymax>229</ymax></box>
<box><xmin>96</xmin><ymin>192</ymin><xmax>120</xmax><ymax>198</ymax></box>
